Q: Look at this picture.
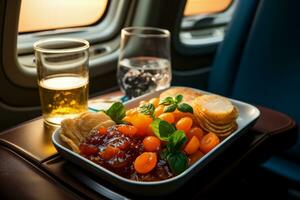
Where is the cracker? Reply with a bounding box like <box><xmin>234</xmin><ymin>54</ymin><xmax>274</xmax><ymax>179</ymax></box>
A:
<box><xmin>60</xmin><ymin>133</ymin><xmax>80</xmax><ymax>153</ymax></box>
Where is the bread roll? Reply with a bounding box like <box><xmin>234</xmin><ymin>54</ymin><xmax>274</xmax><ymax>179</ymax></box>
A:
<box><xmin>159</xmin><ymin>87</ymin><xmax>203</xmax><ymax>104</ymax></box>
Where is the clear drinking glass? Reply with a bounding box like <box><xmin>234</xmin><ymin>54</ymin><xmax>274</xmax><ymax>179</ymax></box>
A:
<box><xmin>34</xmin><ymin>38</ymin><xmax>89</xmax><ymax>125</ymax></box>
<box><xmin>117</xmin><ymin>27</ymin><xmax>172</xmax><ymax>99</ymax></box>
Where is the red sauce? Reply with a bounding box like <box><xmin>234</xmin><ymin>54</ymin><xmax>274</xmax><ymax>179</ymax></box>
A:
<box><xmin>79</xmin><ymin>125</ymin><xmax>173</xmax><ymax>181</ymax></box>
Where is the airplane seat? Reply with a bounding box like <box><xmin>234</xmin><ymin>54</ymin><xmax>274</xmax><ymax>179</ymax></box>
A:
<box><xmin>209</xmin><ymin>0</ymin><xmax>300</xmax><ymax>185</ymax></box>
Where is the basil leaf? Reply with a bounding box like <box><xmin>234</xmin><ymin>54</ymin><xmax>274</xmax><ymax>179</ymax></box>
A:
<box><xmin>151</xmin><ymin>118</ymin><xmax>176</xmax><ymax>141</ymax></box>
<box><xmin>167</xmin><ymin>152</ymin><xmax>188</xmax><ymax>175</ymax></box>
<box><xmin>177</xmin><ymin>103</ymin><xmax>193</xmax><ymax>113</ymax></box>
<box><xmin>175</xmin><ymin>94</ymin><xmax>183</xmax><ymax>104</ymax></box>
<box><xmin>159</xmin><ymin>97</ymin><xmax>174</xmax><ymax>105</ymax></box>
<box><xmin>159</xmin><ymin>149</ymin><xmax>169</xmax><ymax>159</ymax></box>
<box><xmin>164</xmin><ymin>104</ymin><xmax>177</xmax><ymax>113</ymax></box>
<box><xmin>139</xmin><ymin>103</ymin><xmax>155</xmax><ymax>116</ymax></box>
<box><xmin>167</xmin><ymin>130</ymin><xmax>187</xmax><ymax>152</ymax></box>
<box><xmin>105</xmin><ymin>102</ymin><xmax>126</xmax><ymax>124</ymax></box>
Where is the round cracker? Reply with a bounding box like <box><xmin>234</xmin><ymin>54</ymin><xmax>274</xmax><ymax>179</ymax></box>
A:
<box><xmin>193</xmin><ymin>95</ymin><xmax>238</xmax><ymax>124</ymax></box>
<box><xmin>194</xmin><ymin>100</ymin><xmax>238</xmax><ymax>125</ymax></box>
<box><xmin>196</xmin><ymin>110</ymin><xmax>236</xmax><ymax>130</ymax></box>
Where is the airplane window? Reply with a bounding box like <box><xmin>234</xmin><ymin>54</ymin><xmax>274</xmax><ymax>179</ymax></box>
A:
<box><xmin>184</xmin><ymin>0</ymin><xmax>232</xmax><ymax>16</ymax></box>
<box><xmin>14</xmin><ymin>0</ymin><xmax>128</xmax><ymax>88</ymax></box>
<box><xmin>181</xmin><ymin>0</ymin><xmax>237</xmax><ymax>50</ymax></box>
<box><xmin>18</xmin><ymin>0</ymin><xmax>108</xmax><ymax>33</ymax></box>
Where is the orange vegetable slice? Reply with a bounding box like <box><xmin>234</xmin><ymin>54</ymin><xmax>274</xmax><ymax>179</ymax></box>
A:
<box><xmin>124</xmin><ymin>113</ymin><xmax>153</xmax><ymax>137</ymax></box>
<box><xmin>98</xmin><ymin>127</ymin><xmax>107</xmax><ymax>135</ymax></box>
<box><xmin>134</xmin><ymin>152</ymin><xmax>157</xmax><ymax>174</ymax></box>
<box><xmin>149</xmin><ymin>98</ymin><xmax>160</xmax><ymax>108</ymax></box>
<box><xmin>186</xmin><ymin>127</ymin><xmax>204</xmax><ymax>140</ymax></box>
<box><xmin>117</xmin><ymin>125</ymin><xmax>137</xmax><ymax>137</ymax></box>
<box><xmin>99</xmin><ymin>146</ymin><xmax>120</xmax><ymax>160</ymax></box>
<box><xmin>158</xmin><ymin>113</ymin><xmax>175</xmax><ymax>124</ymax></box>
<box><xmin>184</xmin><ymin>136</ymin><xmax>200</xmax><ymax>155</ymax></box>
<box><xmin>154</xmin><ymin>105</ymin><xmax>165</xmax><ymax>118</ymax></box>
<box><xmin>143</xmin><ymin>136</ymin><xmax>161</xmax><ymax>152</ymax></box>
<box><xmin>176</xmin><ymin>117</ymin><xmax>193</xmax><ymax>133</ymax></box>
<box><xmin>189</xmin><ymin>150</ymin><xmax>204</xmax><ymax>165</ymax></box>
<box><xmin>199</xmin><ymin>132</ymin><xmax>220</xmax><ymax>153</ymax></box>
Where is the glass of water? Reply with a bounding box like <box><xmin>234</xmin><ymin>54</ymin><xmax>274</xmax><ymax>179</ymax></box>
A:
<box><xmin>117</xmin><ymin>27</ymin><xmax>172</xmax><ymax>99</ymax></box>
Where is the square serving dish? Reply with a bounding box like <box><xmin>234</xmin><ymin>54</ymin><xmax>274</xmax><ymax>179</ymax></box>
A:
<box><xmin>52</xmin><ymin>87</ymin><xmax>260</xmax><ymax>196</ymax></box>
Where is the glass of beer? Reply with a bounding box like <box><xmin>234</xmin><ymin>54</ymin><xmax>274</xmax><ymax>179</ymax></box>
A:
<box><xmin>34</xmin><ymin>38</ymin><xmax>89</xmax><ymax>125</ymax></box>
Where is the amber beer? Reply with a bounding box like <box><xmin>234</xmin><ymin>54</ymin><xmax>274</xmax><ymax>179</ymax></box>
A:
<box><xmin>38</xmin><ymin>75</ymin><xmax>88</xmax><ymax>125</ymax></box>
<box><xmin>34</xmin><ymin>38</ymin><xmax>90</xmax><ymax>125</ymax></box>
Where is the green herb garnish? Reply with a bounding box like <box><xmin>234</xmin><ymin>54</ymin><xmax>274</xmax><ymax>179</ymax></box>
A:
<box><xmin>166</xmin><ymin>152</ymin><xmax>188</xmax><ymax>175</ymax></box>
<box><xmin>159</xmin><ymin>97</ymin><xmax>174</xmax><ymax>105</ymax></box>
<box><xmin>151</xmin><ymin>118</ymin><xmax>188</xmax><ymax>175</ymax></box>
<box><xmin>177</xmin><ymin>103</ymin><xmax>193</xmax><ymax>113</ymax></box>
<box><xmin>104</xmin><ymin>102</ymin><xmax>126</xmax><ymax>124</ymax></box>
<box><xmin>167</xmin><ymin>130</ymin><xmax>187</xmax><ymax>153</ymax></box>
<box><xmin>138</xmin><ymin>103</ymin><xmax>155</xmax><ymax>117</ymax></box>
<box><xmin>159</xmin><ymin>94</ymin><xmax>193</xmax><ymax>114</ymax></box>
<box><xmin>151</xmin><ymin>118</ymin><xmax>176</xmax><ymax>141</ymax></box>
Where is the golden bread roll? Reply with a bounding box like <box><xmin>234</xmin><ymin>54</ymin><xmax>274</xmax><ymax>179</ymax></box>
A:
<box><xmin>159</xmin><ymin>87</ymin><xmax>203</xmax><ymax>104</ymax></box>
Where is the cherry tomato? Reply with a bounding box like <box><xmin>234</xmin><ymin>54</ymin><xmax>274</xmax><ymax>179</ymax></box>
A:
<box><xmin>99</xmin><ymin>146</ymin><xmax>120</xmax><ymax>160</ymax></box>
<box><xmin>98</xmin><ymin>127</ymin><xmax>107</xmax><ymax>135</ymax></box>
<box><xmin>184</xmin><ymin>136</ymin><xmax>200</xmax><ymax>155</ymax></box>
<box><xmin>154</xmin><ymin>105</ymin><xmax>165</xmax><ymax>118</ymax></box>
<box><xmin>117</xmin><ymin>125</ymin><xmax>137</xmax><ymax>137</ymax></box>
<box><xmin>159</xmin><ymin>113</ymin><xmax>175</xmax><ymax>124</ymax></box>
<box><xmin>186</xmin><ymin>127</ymin><xmax>204</xmax><ymax>140</ymax></box>
<box><xmin>134</xmin><ymin>152</ymin><xmax>157</xmax><ymax>174</ymax></box>
<box><xmin>199</xmin><ymin>132</ymin><xmax>220</xmax><ymax>153</ymax></box>
<box><xmin>176</xmin><ymin>117</ymin><xmax>193</xmax><ymax>133</ymax></box>
<box><xmin>79</xmin><ymin>144</ymin><xmax>98</xmax><ymax>156</ymax></box>
<box><xmin>143</xmin><ymin>136</ymin><xmax>161</xmax><ymax>151</ymax></box>
<box><xmin>149</xmin><ymin>98</ymin><xmax>160</xmax><ymax>108</ymax></box>
<box><xmin>124</xmin><ymin>113</ymin><xmax>153</xmax><ymax>136</ymax></box>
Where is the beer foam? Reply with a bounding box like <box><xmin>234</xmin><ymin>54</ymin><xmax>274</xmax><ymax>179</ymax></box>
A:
<box><xmin>40</xmin><ymin>76</ymin><xmax>88</xmax><ymax>90</ymax></box>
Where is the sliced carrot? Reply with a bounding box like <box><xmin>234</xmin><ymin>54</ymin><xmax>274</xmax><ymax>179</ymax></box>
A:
<box><xmin>158</xmin><ymin>113</ymin><xmax>175</xmax><ymax>124</ymax></box>
<box><xmin>98</xmin><ymin>127</ymin><xmax>107</xmax><ymax>135</ymax></box>
<box><xmin>189</xmin><ymin>150</ymin><xmax>204</xmax><ymax>165</ymax></box>
<box><xmin>199</xmin><ymin>132</ymin><xmax>220</xmax><ymax>154</ymax></box>
<box><xmin>126</xmin><ymin>108</ymin><xmax>138</xmax><ymax>116</ymax></box>
<box><xmin>99</xmin><ymin>146</ymin><xmax>120</xmax><ymax>160</ymax></box>
<box><xmin>79</xmin><ymin>144</ymin><xmax>98</xmax><ymax>156</ymax></box>
<box><xmin>149</xmin><ymin>98</ymin><xmax>160</xmax><ymax>108</ymax></box>
<box><xmin>184</xmin><ymin>136</ymin><xmax>200</xmax><ymax>155</ymax></box>
<box><xmin>143</xmin><ymin>136</ymin><xmax>161</xmax><ymax>152</ymax></box>
<box><xmin>176</xmin><ymin>117</ymin><xmax>193</xmax><ymax>133</ymax></box>
<box><xmin>124</xmin><ymin>113</ymin><xmax>153</xmax><ymax>137</ymax></box>
<box><xmin>117</xmin><ymin>125</ymin><xmax>137</xmax><ymax>137</ymax></box>
<box><xmin>134</xmin><ymin>152</ymin><xmax>157</xmax><ymax>174</ymax></box>
<box><xmin>154</xmin><ymin>105</ymin><xmax>165</xmax><ymax>118</ymax></box>
<box><xmin>186</xmin><ymin>127</ymin><xmax>204</xmax><ymax>140</ymax></box>
<box><xmin>146</xmin><ymin>124</ymin><xmax>155</xmax><ymax>136</ymax></box>
<box><xmin>173</xmin><ymin>109</ymin><xmax>194</xmax><ymax>122</ymax></box>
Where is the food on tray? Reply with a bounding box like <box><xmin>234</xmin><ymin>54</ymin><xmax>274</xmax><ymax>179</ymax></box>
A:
<box><xmin>59</xmin><ymin>87</ymin><xmax>239</xmax><ymax>181</ymax></box>
<box><xmin>60</xmin><ymin>112</ymin><xmax>115</xmax><ymax>153</ymax></box>
<box><xmin>159</xmin><ymin>87</ymin><xmax>203</xmax><ymax>104</ymax></box>
<box><xmin>193</xmin><ymin>95</ymin><xmax>238</xmax><ymax>137</ymax></box>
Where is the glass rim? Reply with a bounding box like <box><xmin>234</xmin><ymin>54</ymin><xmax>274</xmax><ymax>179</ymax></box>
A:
<box><xmin>33</xmin><ymin>38</ymin><xmax>90</xmax><ymax>54</ymax></box>
<box><xmin>121</xmin><ymin>26</ymin><xmax>170</xmax><ymax>38</ymax></box>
